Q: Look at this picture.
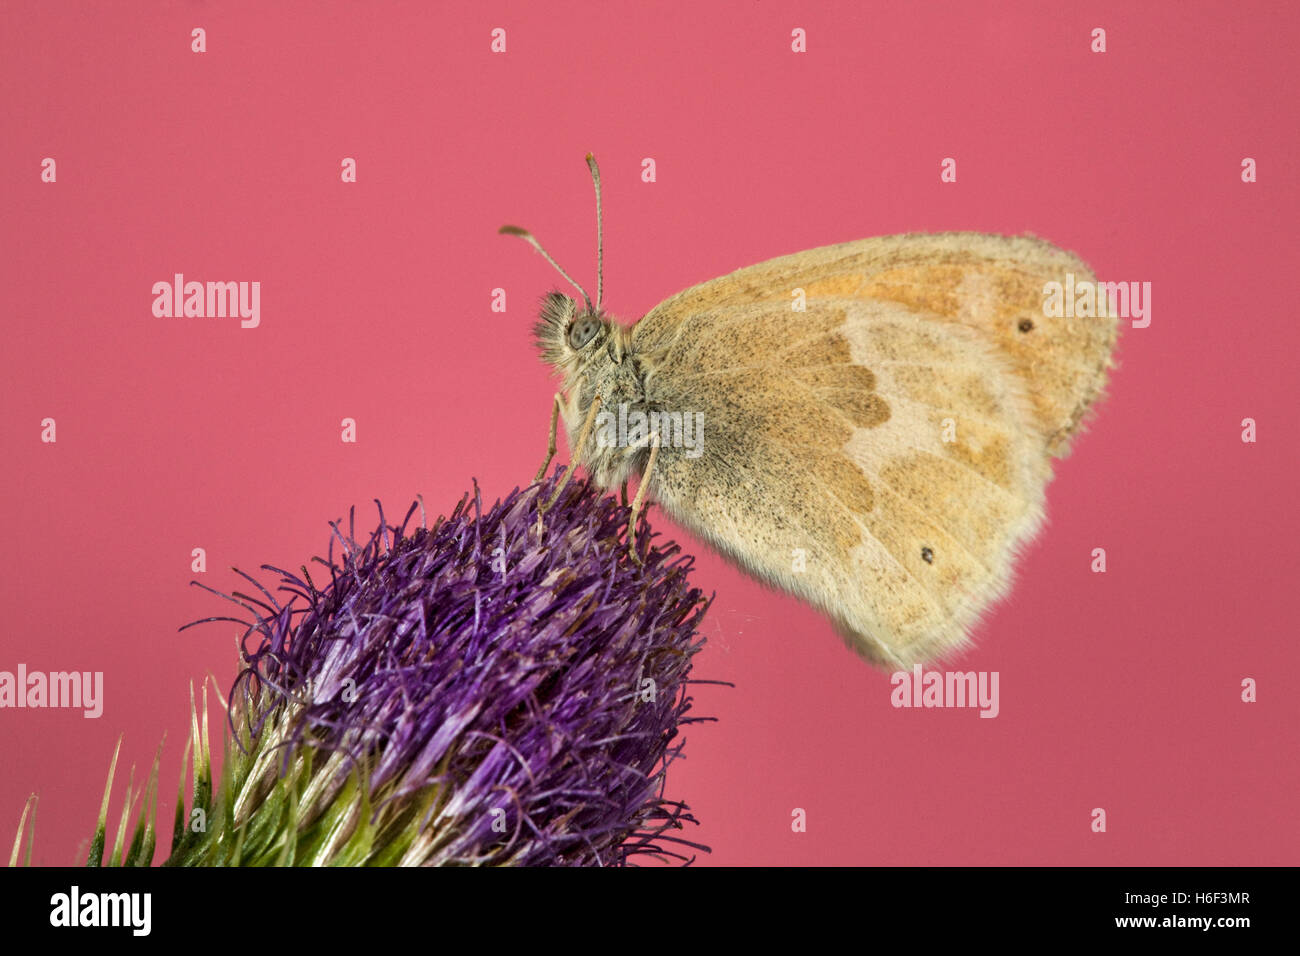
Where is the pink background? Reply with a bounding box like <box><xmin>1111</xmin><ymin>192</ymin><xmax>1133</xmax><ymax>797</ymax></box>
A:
<box><xmin>3</xmin><ymin>1</ymin><xmax>1297</xmax><ymax>866</ymax></box>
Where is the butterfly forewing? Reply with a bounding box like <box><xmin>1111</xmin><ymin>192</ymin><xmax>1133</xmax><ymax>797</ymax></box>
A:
<box><xmin>639</xmin><ymin>232</ymin><xmax>1119</xmax><ymax>457</ymax></box>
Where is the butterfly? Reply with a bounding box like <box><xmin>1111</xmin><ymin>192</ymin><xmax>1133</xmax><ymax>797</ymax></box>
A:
<box><xmin>502</xmin><ymin>155</ymin><xmax>1119</xmax><ymax>669</ymax></box>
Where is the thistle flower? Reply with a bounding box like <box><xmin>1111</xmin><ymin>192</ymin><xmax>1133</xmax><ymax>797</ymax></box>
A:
<box><xmin>94</xmin><ymin>471</ymin><xmax>713</xmax><ymax>867</ymax></box>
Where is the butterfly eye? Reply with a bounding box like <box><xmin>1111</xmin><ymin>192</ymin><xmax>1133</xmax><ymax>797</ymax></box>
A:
<box><xmin>568</xmin><ymin>315</ymin><xmax>602</xmax><ymax>349</ymax></box>
<box><xmin>921</xmin><ymin>547</ymin><xmax>935</xmax><ymax>564</ymax></box>
<box><xmin>1018</xmin><ymin>319</ymin><xmax>1035</xmax><ymax>333</ymax></box>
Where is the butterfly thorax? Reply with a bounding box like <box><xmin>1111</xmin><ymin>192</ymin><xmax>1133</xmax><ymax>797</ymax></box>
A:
<box><xmin>533</xmin><ymin>292</ymin><xmax>655</xmax><ymax>488</ymax></box>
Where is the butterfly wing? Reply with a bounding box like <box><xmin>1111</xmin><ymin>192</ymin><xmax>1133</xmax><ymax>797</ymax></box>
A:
<box><xmin>639</xmin><ymin>232</ymin><xmax>1119</xmax><ymax>456</ymax></box>
<box><xmin>629</xmin><ymin>295</ymin><xmax>1054</xmax><ymax>668</ymax></box>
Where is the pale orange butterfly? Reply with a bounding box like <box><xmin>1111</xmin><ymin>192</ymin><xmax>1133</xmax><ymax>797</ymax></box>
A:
<box><xmin>503</xmin><ymin>155</ymin><xmax>1118</xmax><ymax>668</ymax></box>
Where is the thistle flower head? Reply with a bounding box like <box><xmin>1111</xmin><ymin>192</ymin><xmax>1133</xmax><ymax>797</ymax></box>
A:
<box><xmin>168</xmin><ymin>472</ymin><xmax>713</xmax><ymax>866</ymax></box>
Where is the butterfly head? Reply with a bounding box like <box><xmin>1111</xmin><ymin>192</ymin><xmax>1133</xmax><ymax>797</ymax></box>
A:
<box><xmin>532</xmin><ymin>291</ymin><xmax>613</xmax><ymax>372</ymax></box>
<box><xmin>501</xmin><ymin>154</ymin><xmax>620</xmax><ymax>379</ymax></box>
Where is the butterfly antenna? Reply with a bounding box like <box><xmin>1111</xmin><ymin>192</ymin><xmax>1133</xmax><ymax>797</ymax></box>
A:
<box><xmin>586</xmin><ymin>153</ymin><xmax>603</xmax><ymax>310</ymax></box>
<box><xmin>498</xmin><ymin>224</ymin><xmax>594</xmax><ymax>314</ymax></box>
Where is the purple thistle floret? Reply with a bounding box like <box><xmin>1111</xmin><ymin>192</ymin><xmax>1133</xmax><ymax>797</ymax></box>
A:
<box><xmin>184</xmin><ymin>471</ymin><xmax>714</xmax><ymax>866</ymax></box>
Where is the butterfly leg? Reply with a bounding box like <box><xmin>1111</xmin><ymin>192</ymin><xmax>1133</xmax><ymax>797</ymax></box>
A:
<box><xmin>627</xmin><ymin>430</ymin><xmax>661</xmax><ymax>565</ymax></box>
<box><xmin>540</xmin><ymin>393</ymin><xmax>603</xmax><ymax>518</ymax></box>
<box><xmin>534</xmin><ymin>392</ymin><xmax>564</xmax><ymax>482</ymax></box>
